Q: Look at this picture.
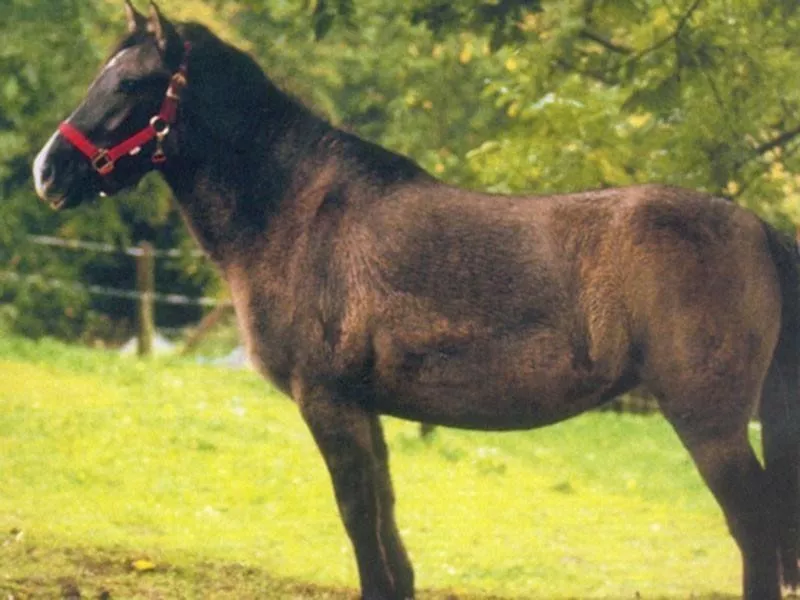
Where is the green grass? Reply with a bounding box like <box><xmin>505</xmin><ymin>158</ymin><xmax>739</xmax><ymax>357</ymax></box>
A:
<box><xmin>0</xmin><ymin>336</ymin><xmax>745</xmax><ymax>599</ymax></box>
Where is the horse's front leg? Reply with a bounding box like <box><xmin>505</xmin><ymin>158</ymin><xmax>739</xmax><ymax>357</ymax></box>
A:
<box><xmin>297</xmin><ymin>383</ymin><xmax>414</xmax><ymax>600</ymax></box>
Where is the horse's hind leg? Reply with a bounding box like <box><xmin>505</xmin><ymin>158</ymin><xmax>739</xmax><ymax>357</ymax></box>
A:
<box><xmin>297</xmin><ymin>383</ymin><xmax>414</xmax><ymax>600</ymax></box>
<box><xmin>658</xmin><ymin>396</ymin><xmax>780</xmax><ymax>600</ymax></box>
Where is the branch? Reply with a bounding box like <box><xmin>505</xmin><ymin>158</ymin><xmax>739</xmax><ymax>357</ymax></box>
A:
<box><xmin>578</xmin><ymin>28</ymin><xmax>633</xmax><ymax>54</ymax></box>
<box><xmin>571</xmin><ymin>0</ymin><xmax>702</xmax><ymax>86</ymax></box>
<box><xmin>552</xmin><ymin>57</ymin><xmax>621</xmax><ymax>86</ymax></box>
<box><xmin>729</xmin><ymin>123</ymin><xmax>800</xmax><ymax>176</ymax></box>
<box><xmin>696</xmin><ymin>60</ymin><xmax>737</xmax><ymax>135</ymax></box>
<box><xmin>632</xmin><ymin>0</ymin><xmax>704</xmax><ymax>61</ymax></box>
<box><xmin>583</xmin><ymin>0</ymin><xmax>596</xmax><ymax>23</ymax></box>
<box><xmin>579</xmin><ymin>0</ymin><xmax>632</xmax><ymax>55</ymax></box>
<box><xmin>753</xmin><ymin>124</ymin><xmax>800</xmax><ymax>158</ymax></box>
<box><xmin>727</xmin><ymin>128</ymin><xmax>800</xmax><ymax>201</ymax></box>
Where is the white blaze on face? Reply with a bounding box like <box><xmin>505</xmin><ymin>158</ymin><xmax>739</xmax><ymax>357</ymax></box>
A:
<box><xmin>101</xmin><ymin>47</ymin><xmax>133</xmax><ymax>75</ymax></box>
<box><xmin>32</xmin><ymin>130</ymin><xmax>60</xmax><ymax>201</ymax></box>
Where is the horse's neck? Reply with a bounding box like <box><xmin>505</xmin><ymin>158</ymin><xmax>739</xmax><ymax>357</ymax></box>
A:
<box><xmin>164</xmin><ymin>96</ymin><xmax>333</xmax><ymax>266</ymax></box>
<box><xmin>161</xmin><ymin>38</ymin><xmax>430</xmax><ymax>277</ymax></box>
<box><xmin>166</xmin><ymin>169</ymin><xmax>248</xmax><ymax>264</ymax></box>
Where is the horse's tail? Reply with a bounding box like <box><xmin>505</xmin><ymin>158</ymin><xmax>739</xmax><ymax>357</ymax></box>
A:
<box><xmin>760</xmin><ymin>222</ymin><xmax>800</xmax><ymax>588</ymax></box>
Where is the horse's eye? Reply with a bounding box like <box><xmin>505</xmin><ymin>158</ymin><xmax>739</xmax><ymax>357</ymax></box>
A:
<box><xmin>117</xmin><ymin>78</ymin><xmax>142</xmax><ymax>94</ymax></box>
<box><xmin>117</xmin><ymin>76</ymin><xmax>165</xmax><ymax>95</ymax></box>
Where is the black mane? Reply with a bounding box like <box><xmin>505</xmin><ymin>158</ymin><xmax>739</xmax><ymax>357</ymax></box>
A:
<box><xmin>159</xmin><ymin>22</ymin><xmax>430</xmax><ymax>258</ymax></box>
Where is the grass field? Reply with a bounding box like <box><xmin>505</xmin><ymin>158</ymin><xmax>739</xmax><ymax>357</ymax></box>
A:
<box><xmin>0</xmin><ymin>335</ymin><xmax>746</xmax><ymax>599</ymax></box>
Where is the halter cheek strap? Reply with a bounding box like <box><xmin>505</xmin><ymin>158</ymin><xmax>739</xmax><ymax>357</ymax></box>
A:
<box><xmin>59</xmin><ymin>41</ymin><xmax>191</xmax><ymax>176</ymax></box>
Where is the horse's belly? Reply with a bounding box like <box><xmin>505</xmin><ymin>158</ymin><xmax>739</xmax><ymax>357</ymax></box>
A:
<box><xmin>371</xmin><ymin>331</ymin><xmax>625</xmax><ymax>431</ymax></box>
<box><xmin>374</xmin><ymin>385</ymin><xmax>612</xmax><ymax>431</ymax></box>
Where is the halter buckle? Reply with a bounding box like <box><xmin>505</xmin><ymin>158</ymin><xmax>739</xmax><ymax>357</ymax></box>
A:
<box><xmin>166</xmin><ymin>73</ymin><xmax>187</xmax><ymax>99</ymax></box>
<box><xmin>91</xmin><ymin>150</ymin><xmax>114</xmax><ymax>175</ymax></box>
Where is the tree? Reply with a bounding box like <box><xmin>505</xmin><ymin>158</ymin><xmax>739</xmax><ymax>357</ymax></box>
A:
<box><xmin>461</xmin><ymin>0</ymin><xmax>800</xmax><ymax>229</ymax></box>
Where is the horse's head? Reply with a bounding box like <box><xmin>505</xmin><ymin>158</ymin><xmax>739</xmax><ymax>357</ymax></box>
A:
<box><xmin>33</xmin><ymin>1</ymin><xmax>186</xmax><ymax>209</ymax></box>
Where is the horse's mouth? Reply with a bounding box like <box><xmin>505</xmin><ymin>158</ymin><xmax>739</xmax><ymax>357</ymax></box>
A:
<box><xmin>45</xmin><ymin>186</ymin><xmax>99</xmax><ymax>211</ymax></box>
<box><xmin>49</xmin><ymin>197</ymin><xmax>65</xmax><ymax>210</ymax></box>
<box><xmin>48</xmin><ymin>194</ymin><xmax>71</xmax><ymax>211</ymax></box>
<box><xmin>44</xmin><ymin>172</ymin><xmax>117</xmax><ymax>210</ymax></box>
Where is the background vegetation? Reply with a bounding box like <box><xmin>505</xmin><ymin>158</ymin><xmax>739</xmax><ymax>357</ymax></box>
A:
<box><xmin>2</xmin><ymin>3</ymin><xmax>793</xmax><ymax>595</ymax></box>
<box><xmin>2</xmin><ymin>0</ymin><xmax>800</xmax><ymax>340</ymax></box>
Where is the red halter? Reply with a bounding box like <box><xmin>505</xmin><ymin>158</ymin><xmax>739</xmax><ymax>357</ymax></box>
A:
<box><xmin>59</xmin><ymin>42</ymin><xmax>191</xmax><ymax>176</ymax></box>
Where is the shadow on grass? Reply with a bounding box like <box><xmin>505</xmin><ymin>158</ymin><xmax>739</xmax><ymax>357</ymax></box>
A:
<box><xmin>0</xmin><ymin>541</ymin><xmax>743</xmax><ymax>600</ymax></box>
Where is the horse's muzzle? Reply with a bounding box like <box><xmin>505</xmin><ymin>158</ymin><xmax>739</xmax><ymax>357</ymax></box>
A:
<box><xmin>33</xmin><ymin>131</ymin><xmax>97</xmax><ymax>210</ymax></box>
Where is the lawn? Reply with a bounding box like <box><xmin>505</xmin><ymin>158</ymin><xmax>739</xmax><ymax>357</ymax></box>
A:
<box><xmin>0</xmin><ymin>336</ymin><xmax>744</xmax><ymax>599</ymax></box>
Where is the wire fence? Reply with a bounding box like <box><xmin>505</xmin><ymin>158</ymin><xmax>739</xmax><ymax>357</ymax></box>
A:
<box><xmin>27</xmin><ymin>234</ymin><xmax>206</xmax><ymax>258</ymax></box>
<box><xmin>3</xmin><ymin>235</ymin><xmax>230</xmax><ymax>355</ymax></box>
<box><xmin>10</xmin><ymin>234</ymin><xmax>228</xmax><ymax>308</ymax></box>
<box><xmin>0</xmin><ymin>269</ymin><xmax>225</xmax><ymax>307</ymax></box>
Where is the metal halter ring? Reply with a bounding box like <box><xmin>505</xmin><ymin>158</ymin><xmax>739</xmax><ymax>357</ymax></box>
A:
<box><xmin>149</xmin><ymin>115</ymin><xmax>170</xmax><ymax>139</ymax></box>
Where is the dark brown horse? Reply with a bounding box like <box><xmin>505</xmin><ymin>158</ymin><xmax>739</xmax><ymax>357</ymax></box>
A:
<box><xmin>32</xmin><ymin>3</ymin><xmax>800</xmax><ymax>598</ymax></box>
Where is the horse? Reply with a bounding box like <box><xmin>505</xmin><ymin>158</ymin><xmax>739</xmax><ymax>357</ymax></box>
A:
<box><xmin>32</xmin><ymin>3</ymin><xmax>800</xmax><ymax>599</ymax></box>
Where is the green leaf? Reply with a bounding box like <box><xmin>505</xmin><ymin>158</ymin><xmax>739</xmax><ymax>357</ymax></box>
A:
<box><xmin>622</xmin><ymin>75</ymin><xmax>680</xmax><ymax>115</ymax></box>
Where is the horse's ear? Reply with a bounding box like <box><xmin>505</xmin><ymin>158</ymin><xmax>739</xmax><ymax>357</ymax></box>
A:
<box><xmin>147</xmin><ymin>2</ymin><xmax>177</xmax><ymax>53</ymax></box>
<box><xmin>124</xmin><ymin>0</ymin><xmax>146</xmax><ymax>33</ymax></box>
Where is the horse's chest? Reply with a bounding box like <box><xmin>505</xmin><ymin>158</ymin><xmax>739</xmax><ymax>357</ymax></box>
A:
<box><xmin>227</xmin><ymin>277</ymin><xmax>296</xmax><ymax>395</ymax></box>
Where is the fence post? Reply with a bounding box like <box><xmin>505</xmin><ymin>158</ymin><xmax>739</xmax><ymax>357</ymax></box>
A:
<box><xmin>136</xmin><ymin>241</ymin><xmax>155</xmax><ymax>356</ymax></box>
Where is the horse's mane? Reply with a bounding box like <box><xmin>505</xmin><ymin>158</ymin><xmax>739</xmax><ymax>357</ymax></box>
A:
<box><xmin>178</xmin><ymin>23</ymin><xmax>315</xmax><ymax>146</ymax></box>
<box><xmin>178</xmin><ymin>23</ymin><xmax>275</xmax><ymax>100</ymax></box>
<box><xmin>178</xmin><ymin>22</ymin><xmax>427</xmax><ymax>187</ymax></box>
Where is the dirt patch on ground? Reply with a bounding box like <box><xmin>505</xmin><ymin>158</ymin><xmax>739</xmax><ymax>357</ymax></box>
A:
<box><xmin>1</xmin><ymin>542</ymin><xmax>358</xmax><ymax>599</ymax></box>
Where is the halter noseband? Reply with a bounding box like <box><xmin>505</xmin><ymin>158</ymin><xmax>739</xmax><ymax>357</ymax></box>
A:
<box><xmin>59</xmin><ymin>42</ymin><xmax>191</xmax><ymax>176</ymax></box>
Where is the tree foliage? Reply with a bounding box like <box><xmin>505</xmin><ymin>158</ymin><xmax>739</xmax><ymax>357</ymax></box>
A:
<box><xmin>2</xmin><ymin>0</ymin><xmax>800</xmax><ymax>339</ymax></box>
<box><xmin>237</xmin><ymin>0</ymin><xmax>800</xmax><ymax>222</ymax></box>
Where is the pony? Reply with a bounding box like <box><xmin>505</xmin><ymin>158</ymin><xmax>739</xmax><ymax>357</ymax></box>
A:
<box><xmin>32</xmin><ymin>3</ymin><xmax>800</xmax><ymax>598</ymax></box>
